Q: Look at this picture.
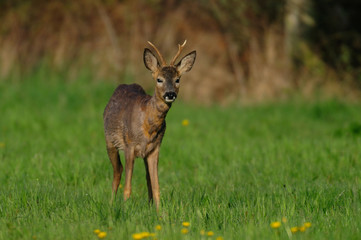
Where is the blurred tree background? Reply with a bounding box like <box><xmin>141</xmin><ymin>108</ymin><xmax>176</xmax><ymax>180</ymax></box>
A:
<box><xmin>1</xmin><ymin>0</ymin><xmax>361</xmax><ymax>104</ymax></box>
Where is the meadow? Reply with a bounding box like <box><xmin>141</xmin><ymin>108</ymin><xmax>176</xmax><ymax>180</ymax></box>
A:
<box><xmin>0</xmin><ymin>72</ymin><xmax>361</xmax><ymax>240</ymax></box>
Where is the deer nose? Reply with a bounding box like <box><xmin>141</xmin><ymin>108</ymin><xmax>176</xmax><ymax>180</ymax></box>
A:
<box><xmin>163</xmin><ymin>92</ymin><xmax>177</xmax><ymax>103</ymax></box>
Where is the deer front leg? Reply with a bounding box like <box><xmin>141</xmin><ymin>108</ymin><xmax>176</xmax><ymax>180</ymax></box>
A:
<box><xmin>123</xmin><ymin>148</ymin><xmax>135</xmax><ymax>201</ymax></box>
<box><xmin>146</xmin><ymin>147</ymin><xmax>160</xmax><ymax>209</ymax></box>
<box><xmin>143</xmin><ymin>159</ymin><xmax>153</xmax><ymax>203</ymax></box>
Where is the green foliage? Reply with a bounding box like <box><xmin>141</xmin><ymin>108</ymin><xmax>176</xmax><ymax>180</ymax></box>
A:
<box><xmin>1</xmin><ymin>74</ymin><xmax>361</xmax><ymax>239</ymax></box>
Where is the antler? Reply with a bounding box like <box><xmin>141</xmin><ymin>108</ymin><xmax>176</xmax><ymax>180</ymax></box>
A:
<box><xmin>170</xmin><ymin>40</ymin><xmax>187</xmax><ymax>66</ymax></box>
<box><xmin>147</xmin><ymin>41</ymin><xmax>166</xmax><ymax>66</ymax></box>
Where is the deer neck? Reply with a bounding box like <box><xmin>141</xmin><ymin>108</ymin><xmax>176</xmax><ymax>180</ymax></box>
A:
<box><xmin>144</xmin><ymin>93</ymin><xmax>170</xmax><ymax>136</ymax></box>
<box><xmin>149</xmin><ymin>93</ymin><xmax>171</xmax><ymax>120</ymax></box>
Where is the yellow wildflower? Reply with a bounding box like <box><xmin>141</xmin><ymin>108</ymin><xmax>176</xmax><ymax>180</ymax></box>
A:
<box><xmin>291</xmin><ymin>227</ymin><xmax>298</xmax><ymax>233</ymax></box>
<box><xmin>132</xmin><ymin>232</ymin><xmax>151</xmax><ymax>239</ymax></box>
<box><xmin>304</xmin><ymin>222</ymin><xmax>312</xmax><ymax>228</ymax></box>
<box><xmin>182</xmin><ymin>222</ymin><xmax>190</xmax><ymax>227</ymax></box>
<box><xmin>207</xmin><ymin>231</ymin><xmax>214</xmax><ymax>236</ymax></box>
<box><xmin>97</xmin><ymin>232</ymin><xmax>107</xmax><ymax>239</ymax></box>
<box><xmin>181</xmin><ymin>228</ymin><xmax>189</xmax><ymax>234</ymax></box>
<box><xmin>140</xmin><ymin>232</ymin><xmax>150</xmax><ymax>238</ymax></box>
<box><xmin>270</xmin><ymin>221</ymin><xmax>281</xmax><ymax>229</ymax></box>
<box><xmin>155</xmin><ymin>225</ymin><xmax>162</xmax><ymax>230</ymax></box>
<box><xmin>282</xmin><ymin>217</ymin><xmax>287</xmax><ymax>223</ymax></box>
<box><xmin>94</xmin><ymin>229</ymin><xmax>101</xmax><ymax>234</ymax></box>
<box><xmin>216</xmin><ymin>237</ymin><xmax>224</xmax><ymax>240</ymax></box>
<box><xmin>132</xmin><ymin>233</ymin><xmax>143</xmax><ymax>240</ymax></box>
<box><xmin>182</xmin><ymin>119</ymin><xmax>189</xmax><ymax>126</ymax></box>
<box><xmin>299</xmin><ymin>226</ymin><xmax>306</xmax><ymax>232</ymax></box>
<box><xmin>200</xmin><ymin>230</ymin><xmax>205</xmax><ymax>235</ymax></box>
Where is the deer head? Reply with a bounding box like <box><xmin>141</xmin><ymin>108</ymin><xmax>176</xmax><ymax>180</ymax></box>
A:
<box><xmin>144</xmin><ymin>40</ymin><xmax>196</xmax><ymax>104</ymax></box>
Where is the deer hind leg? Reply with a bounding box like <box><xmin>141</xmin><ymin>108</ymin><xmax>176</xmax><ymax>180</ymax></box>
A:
<box><xmin>107</xmin><ymin>146</ymin><xmax>123</xmax><ymax>204</ymax></box>
<box><xmin>143</xmin><ymin>159</ymin><xmax>153</xmax><ymax>203</ymax></box>
<box><xmin>123</xmin><ymin>148</ymin><xmax>135</xmax><ymax>201</ymax></box>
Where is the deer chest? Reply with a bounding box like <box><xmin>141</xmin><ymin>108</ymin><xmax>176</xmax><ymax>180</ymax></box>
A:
<box><xmin>134</xmin><ymin>123</ymin><xmax>166</xmax><ymax>158</ymax></box>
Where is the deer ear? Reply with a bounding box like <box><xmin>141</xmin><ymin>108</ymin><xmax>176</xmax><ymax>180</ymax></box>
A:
<box><xmin>176</xmin><ymin>51</ymin><xmax>196</xmax><ymax>75</ymax></box>
<box><xmin>144</xmin><ymin>48</ymin><xmax>159</xmax><ymax>72</ymax></box>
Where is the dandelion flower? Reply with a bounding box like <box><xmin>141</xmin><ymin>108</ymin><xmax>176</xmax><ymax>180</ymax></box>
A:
<box><xmin>270</xmin><ymin>221</ymin><xmax>281</xmax><ymax>229</ymax></box>
<box><xmin>131</xmin><ymin>232</ymin><xmax>151</xmax><ymax>239</ymax></box>
<box><xmin>182</xmin><ymin>222</ymin><xmax>190</xmax><ymax>227</ymax></box>
<box><xmin>299</xmin><ymin>226</ymin><xmax>306</xmax><ymax>232</ymax></box>
<box><xmin>216</xmin><ymin>237</ymin><xmax>224</xmax><ymax>240</ymax></box>
<box><xmin>94</xmin><ymin>229</ymin><xmax>101</xmax><ymax>234</ymax></box>
<box><xmin>207</xmin><ymin>231</ymin><xmax>214</xmax><ymax>236</ymax></box>
<box><xmin>182</xmin><ymin>119</ymin><xmax>189</xmax><ymax>126</ymax></box>
<box><xmin>304</xmin><ymin>222</ymin><xmax>312</xmax><ymax>228</ymax></box>
<box><xmin>291</xmin><ymin>227</ymin><xmax>298</xmax><ymax>233</ymax></box>
<box><xmin>140</xmin><ymin>232</ymin><xmax>150</xmax><ymax>238</ymax></box>
<box><xmin>97</xmin><ymin>232</ymin><xmax>107</xmax><ymax>239</ymax></box>
<box><xmin>181</xmin><ymin>228</ymin><xmax>189</xmax><ymax>234</ymax></box>
<box><xmin>200</xmin><ymin>230</ymin><xmax>205</xmax><ymax>235</ymax></box>
<box><xmin>132</xmin><ymin>233</ymin><xmax>143</xmax><ymax>240</ymax></box>
<box><xmin>155</xmin><ymin>225</ymin><xmax>162</xmax><ymax>231</ymax></box>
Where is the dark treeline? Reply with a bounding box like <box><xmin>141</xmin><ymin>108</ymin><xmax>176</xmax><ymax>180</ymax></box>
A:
<box><xmin>309</xmin><ymin>0</ymin><xmax>361</xmax><ymax>72</ymax></box>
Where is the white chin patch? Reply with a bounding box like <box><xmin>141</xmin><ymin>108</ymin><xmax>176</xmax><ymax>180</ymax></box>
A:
<box><xmin>165</xmin><ymin>97</ymin><xmax>176</xmax><ymax>103</ymax></box>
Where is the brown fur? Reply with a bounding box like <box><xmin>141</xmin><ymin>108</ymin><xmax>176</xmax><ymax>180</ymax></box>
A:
<box><xmin>103</xmin><ymin>42</ymin><xmax>196</xmax><ymax>209</ymax></box>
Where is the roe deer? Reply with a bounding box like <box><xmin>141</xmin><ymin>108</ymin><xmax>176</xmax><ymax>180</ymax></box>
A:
<box><xmin>103</xmin><ymin>40</ymin><xmax>196</xmax><ymax>209</ymax></box>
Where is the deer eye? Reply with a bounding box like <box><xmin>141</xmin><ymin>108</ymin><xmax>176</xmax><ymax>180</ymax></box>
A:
<box><xmin>175</xmin><ymin>78</ymin><xmax>180</xmax><ymax>84</ymax></box>
<box><xmin>157</xmin><ymin>78</ymin><xmax>163</xmax><ymax>83</ymax></box>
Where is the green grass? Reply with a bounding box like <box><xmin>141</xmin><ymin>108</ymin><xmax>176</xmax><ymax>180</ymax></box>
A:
<box><xmin>1</xmin><ymin>74</ymin><xmax>361</xmax><ymax>240</ymax></box>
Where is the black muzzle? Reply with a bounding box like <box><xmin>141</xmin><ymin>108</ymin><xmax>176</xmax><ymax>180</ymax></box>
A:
<box><xmin>163</xmin><ymin>92</ymin><xmax>177</xmax><ymax>103</ymax></box>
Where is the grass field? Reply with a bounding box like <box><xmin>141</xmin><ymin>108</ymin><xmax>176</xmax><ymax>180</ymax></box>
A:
<box><xmin>1</xmin><ymin>73</ymin><xmax>361</xmax><ymax>240</ymax></box>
